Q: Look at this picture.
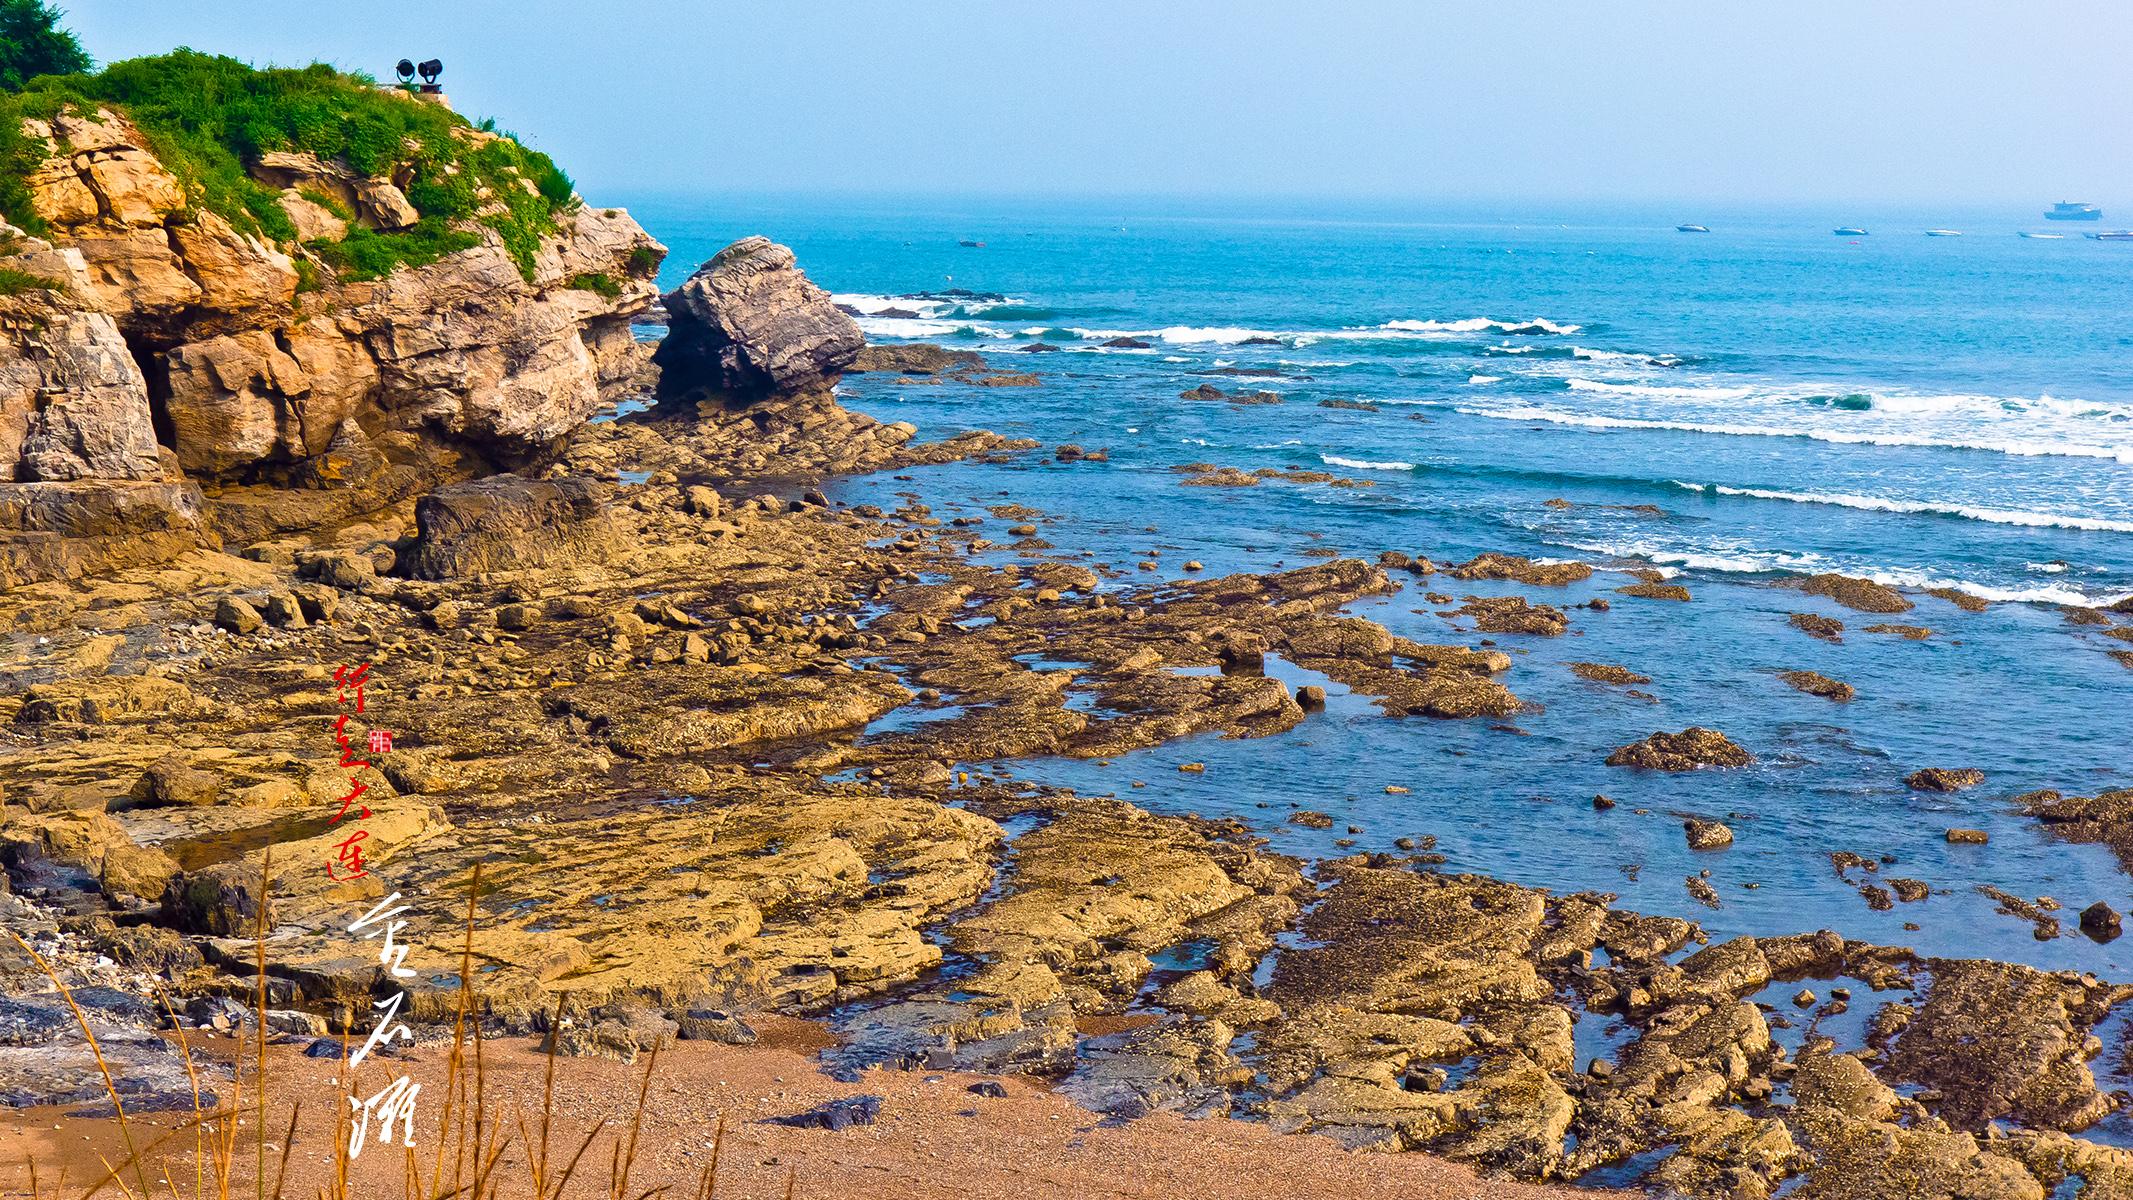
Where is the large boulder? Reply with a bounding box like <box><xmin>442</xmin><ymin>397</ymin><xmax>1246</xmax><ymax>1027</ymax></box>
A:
<box><xmin>654</xmin><ymin>236</ymin><xmax>862</xmax><ymax>398</ymax></box>
<box><xmin>402</xmin><ymin>473</ymin><xmax>621</xmax><ymax>579</ymax></box>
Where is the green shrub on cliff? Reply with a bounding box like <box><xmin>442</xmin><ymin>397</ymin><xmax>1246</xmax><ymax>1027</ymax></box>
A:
<box><xmin>0</xmin><ymin>48</ymin><xmax>578</xmax><ymax>279</ymax></box>
<box><xmin>0</xmin><ymin>0</ymin><xmax>89</xmax><ymax>91</ymax></box>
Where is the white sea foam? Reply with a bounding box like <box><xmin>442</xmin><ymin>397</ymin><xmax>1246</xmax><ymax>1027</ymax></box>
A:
<box><xmin>1381</xmin><ymin>317</ymin><xmax>1582</xmax><ymax>335</ymax></box>
<box><xmin>853</xmin><ymin>316</ymin><xmax>1014</xmax><ymax>340</ymax></box>
<box><xmin>1467</xmin><ymin>374</ymin><xmax>1503</xmax><ymax>385</ymax></box>
<box><xmin>1321</xmin><ymin>454</ymin><xmax>1416</xmax><ymax>471</ymax></box>
<box><xmin>1571</xmin><ymin>347</ymin><xmax>1644</xmax><ymax>362</ymax></box>
<box><xmin>1695</xmin><ymin>484</ymin><xmax>2133</xmax><ymax>535</ymax></box>
<box><xmin>1550</xmin><ymin>535</ymin><xmax>2133</xmax><ymax>607</ymax></box>
<box><xmin>1459</xmin><ymin>404</ymin><xmax>2133</xmax><ymax>464</ymax></box>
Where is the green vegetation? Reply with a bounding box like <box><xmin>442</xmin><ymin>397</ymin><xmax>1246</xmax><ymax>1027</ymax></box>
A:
<box><xmin>0</xmin><ymin>0</ymin><xmax>88</xmax><ymax>92</ymax></box>
<box><xmin>0</xmin><ymin>43</ymin><xmax>579</xmax><ymax>279</ymax></box>
<box><xmin>626</xmin><ymin>244</ymin><xmax>659</xmax><ymax>275</ymax></box>
<box><xmin>565</xmin><ymin>271</ymin><xmax>621</xmax><ymax>298</ymax></box>
<box><xmin>0</xmin><ymin>262</ymin><xmax>57</xmax><ymax>292</ymax></box>
<box><xmin>310</xmin><ymin>218</ymin><xmax>480</xmax><ymax>282</ymax></box>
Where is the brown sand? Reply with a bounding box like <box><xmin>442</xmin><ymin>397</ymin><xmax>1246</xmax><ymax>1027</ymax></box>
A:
<box><xmin>0</xmin><ymin>1015</ymin><xmax>1599</xmax><ymax>1200</ymax></box>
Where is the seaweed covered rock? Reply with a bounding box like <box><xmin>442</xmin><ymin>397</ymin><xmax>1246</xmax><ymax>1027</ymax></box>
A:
<box><xmin>1607</xmin><ymin>727</ymin><xmax>1755</xmax><ymax>770</ymax></box>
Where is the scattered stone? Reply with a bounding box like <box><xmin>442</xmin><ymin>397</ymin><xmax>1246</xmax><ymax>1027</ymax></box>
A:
<box><xmin>2079</xmin><ymin>902</ymin><xmax>2121</xmax><ymax>941</ymax></box>
<box><xmin>1945</xmin><ymin>829</ymin><xmax>1989</xmax><ymax>845</ymax></box>
<box><xmin>1684</xmin><ymin>819</ymin><xmax>1734</xmax><ymax>850</ymax></box>
<box><xmin>765</xmin><ymin>1095</ymin><xmax>882</xmax><ymax>1131</ymax></box>
<box><xmin>213</xmin><ymin>595</ymin><xmax>263</xmax><ymax>634</ymax></box>
<box><xmin>1778</xmin><ymin>670</ymin><xmax>1855</xmax><ymax>702</ymax></box>
<box><xmin>1617</xmin><ymin>581</ymin><xmax>1691</xmax><ymax>601</ymax></box>
<box><xmin>1570</xmin><ymin>662</ymin><xmax>1650</xmax><ymax>686</ymax></box>
<box><xmin>1865</xmin><ymin>623</ymin><xmax>1933</xmax><ymax>640</ymax></box>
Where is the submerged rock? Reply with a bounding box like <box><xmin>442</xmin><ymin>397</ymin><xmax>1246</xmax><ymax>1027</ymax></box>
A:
<box><xmin>1778</xmin><ymin>669</ymin><xmax>1855</xmax><ymax>702</ymax></box>
<box><xmin>1907</xmin><ymin>767</ymin><xmax>1986</xmax><ymax>793</ymax></box>
<box><xmin>1801</xmin><ymin>573</ymin><xmax>1914</xmax><ymax>613</ymax></box>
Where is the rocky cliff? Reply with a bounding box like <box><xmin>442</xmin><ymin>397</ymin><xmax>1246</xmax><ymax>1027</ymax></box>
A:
<box><xmin>0</xmin><ymin>100</ymin><xmax>665</xmax><ymax>588</ymax></box>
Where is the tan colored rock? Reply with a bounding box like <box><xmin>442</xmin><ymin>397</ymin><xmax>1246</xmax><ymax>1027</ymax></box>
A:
<box><xmin>275</xmin><ymin>188</ymin><xmax>347</xmax><ymax>242</ymax></box>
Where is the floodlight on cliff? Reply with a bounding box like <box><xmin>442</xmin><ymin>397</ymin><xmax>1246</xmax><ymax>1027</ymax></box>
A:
<box><xmin>395</xmin><ymin>59</ymin><xmax>415</xmax><ymax>85</ymax></box>
<box><xmin>418</xmin><ymin>59</ymin><xmax>444</xmax><ymax>92</ymax></box>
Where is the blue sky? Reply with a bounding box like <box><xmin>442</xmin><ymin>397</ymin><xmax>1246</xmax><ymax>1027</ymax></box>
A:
<box><xmin>58</xmin><ymin>0</ymin><xmax>2133</xmax><ymax>207</ymax></box>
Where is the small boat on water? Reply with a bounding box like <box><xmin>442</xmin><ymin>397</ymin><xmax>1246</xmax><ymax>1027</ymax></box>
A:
<box><xmin>1676</xmin><ymin>224</ymin><xmax>1710</xmax><ymax>233</ymax></box>
<box><xmin>2019</xmin><ymin>231</ymin><xmax>2066</xmax><ymax>239</ymax></box>
<box><xmin>2047</xmin><ymin>202</ymin><xmax>2103</xmax><ymax>221</ymax></box>
<box><xmin>2089</xmin><ymin>231</ymin><xmax>2133</xmax><ymax>241</ymax></box>
<box><xmin>957</xmin><ymin>239</ymin><xmax>985</xmax><ymax>248</ymax></box>
<box><xmin>1924</xmin><ymin>229</ymin><xmax>1962</xmax><ymax>237</ymax></box>
<box><xmin>1833</xmin><ymin>227</ymin><xmax>1869</xmax><ymax>237</ymax></box>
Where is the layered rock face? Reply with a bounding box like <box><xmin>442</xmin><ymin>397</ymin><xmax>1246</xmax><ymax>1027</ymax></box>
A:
<box><xmin>652</xmin><ymin>235</ymin><xmax>862</xmax><ymax>398</ymax></box>
<box><xmin>0</xmin><ymin>105</ymin><xmax>664</xmax><ymax>586</ymax></box>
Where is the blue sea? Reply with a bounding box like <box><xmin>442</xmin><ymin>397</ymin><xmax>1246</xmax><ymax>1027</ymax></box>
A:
<box><xmin>625</xmin><ymin>194</ymin><xmax>2133</xmax><ymax>974</ymax></box>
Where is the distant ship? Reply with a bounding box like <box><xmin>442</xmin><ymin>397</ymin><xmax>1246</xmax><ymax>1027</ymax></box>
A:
<box><xmin>1924</xmin><ymin>229</ymin><xmax>1962</xmax><ymax>237</ymax></box>
<box><xmin>958</xmin><ymin>239</ymin><xmax>985</xmax><ymax>248</ymax></box>
<box><xmin>1676</xmin><ymin>224</ymin><xmax>1710</xmax><ymax>233</ymax></box>
<box><xmin>2046</xmin><ymin>202</ymin><xmax>2103</xmax><ymax>221</ymax></box>
<box><xmin>2019</xmin><ymin>231</ymin><xmax>2065</xmax><ymax>239</ymax></box>
<box><xmin>1834</xmin><ymin>227</ymin><xmax>1869</xmax><ymax>236</ymax></box>
<box><xmin>2089</xmin><ymin>230</ymin><xmax>2133</xmax><ymax>241</ymax></box>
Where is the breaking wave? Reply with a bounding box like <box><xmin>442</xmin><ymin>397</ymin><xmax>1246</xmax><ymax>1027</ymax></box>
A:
<box><xmin>1673</xmin><ymin>483</ymin><xmax>2133</xmax><ymax>534</ymax></box>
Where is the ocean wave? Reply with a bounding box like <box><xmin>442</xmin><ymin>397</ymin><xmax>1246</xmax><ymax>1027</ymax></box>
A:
<box><xmin>1677</xmin><ymin>483</ymin><xmax>2133</xmax><ymax>534</ymax></box>
<box><xmin>1382</xmin><ymin>317</ymin><xmax>1581</xmax><ymax>335</ymax></box>
<box><xmin>1550</xmin><ymin>535</ymin><xmax>2133</xmax><ymax>607</ymax></box>
<box><xmin>1467</xmin><ymin>374</ymin><xmax>1503</xmax><ymax>385</ymax></box>
<box><xmin>854</xmin><ymin>316</ymin><xmax>1013</xmax><ymax>340</ymax></box>
<box><xmin>1321</xmin><ymin>454</ymin><xmax>1416</xmax><ymax>471</ymax></box>
<box><xmin>1460</xmin><ymin>404</ymin><xmax>2133</xmax><ymax>464</ymax></box>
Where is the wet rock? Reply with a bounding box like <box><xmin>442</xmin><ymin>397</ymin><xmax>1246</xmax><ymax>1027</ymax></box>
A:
<box><xmin>967</xmin><ymin>1080</ymin><xmax>1009</xmax><ymax>1098</ymax></box>
<box><xmin>1789</xmin><ymin>612</ymin><xmax>1846</xmax><ymax>643</ymax></box>
<box><xmin>1884</xmin><ymin>959</ymin><xmax>2117</xmax><ymax>1132</ymax></box>
<box><xmin>849</xmin><ymin>343</ymin><xmax>986</xmax><ymax>375</ymax></box>
<box><xmin>1447</xmin><ymin>553</ymin><xmax>1592</xmax><ymax>586</ymax></box>
<box><xmin>1946</xmin><ymin>828</ymin><xmax>1990</xmax><ymax>844</ymax></box>
<box><xmin>1801</xmin><ymin>573</ymin><xmax>1914</xmax><ymax>613</ymax></box>
<box><xmin>1865</xmin><ymin>623</ymin><xmax>1933</xmax><ymax>640</ymax></box>
<box><xmin>1616</xmin><ymin>581</ymin><xmax>1691</xmax><ymax>601</ymax></box>
<box><xmin>1778</xmin><ymin>669</ymin><xmax>1855</xmax><ymax>702</ymax></box>
<box><xmin>2079</xmin><ymin>902</ymin><xmax>2121</xmax><ymax>941</ymax></box>
<box><xmin>655</xmin><ymin>236</ymin><xmax>861</xmax><ymax>397</ymax></box>
<box><xmin>1606</xmin><ymin>728</ymin><xmax>1754</xmax><ymax>771</ymax></box>
<box><xmin>1907</xmin><ymin>767</ymin><xmax>1985</xmax><ymax>793</ymax></box>
<box><xmin>1571</xmin><ymin>662</ymin><xmax>1650</xmax><ymax>685</ymax></box>
<box><xmin>1451</xmin><ymin>595</ymin><xmax>1568</xmax><ymax>636</ymax></box>
<box><xmin>765</xmin><ymin>1095</ymin><xmax>882</xmax><ymax>1130</ymax></box>
<box><xmin>1295</xmin><ymin>684</ymin><xmax>1326</xmax><ymax>709</ymax></box>
<box><xmin>1684</xmin><ymin>818</ymin><xmax>1734</xmax><ymax>850</ymax></box>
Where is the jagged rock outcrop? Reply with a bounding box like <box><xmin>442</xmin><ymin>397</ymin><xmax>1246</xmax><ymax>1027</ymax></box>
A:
<box><xmin>653</xmin><ymin>235</ymin><xmax>863</xmax><ymax>398</ymax></box>
<box><xmin>0</xmin><ymin>103</ymin><xmax>667</xmax><ymax>587</ymax></box>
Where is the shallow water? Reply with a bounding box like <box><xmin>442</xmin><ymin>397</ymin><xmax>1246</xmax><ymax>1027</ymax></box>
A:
<box><xmin>628</xmin><ymin>195</ymin><xmax>2133</xmax><ymax>973</ymax></box>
